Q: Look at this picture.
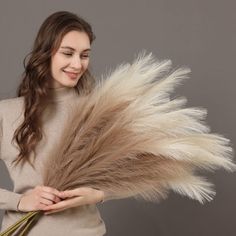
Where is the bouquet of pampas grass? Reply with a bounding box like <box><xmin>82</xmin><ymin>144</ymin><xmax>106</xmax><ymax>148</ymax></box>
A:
<box><xmin>1</xmin><ymin>51</ymin><xmax>235</xmax><ymax>235</ymax></box>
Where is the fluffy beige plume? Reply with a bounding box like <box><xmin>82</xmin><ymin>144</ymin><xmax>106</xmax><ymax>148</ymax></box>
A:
<box><xmin>1</xmin><ymin>51</ymin><xmax>235</xmax><ymax>235</ymax></box>
<box><xmin>42</xmin><ymin>50</ymin><xmax>235</xmax><ymax>204</ymax></box>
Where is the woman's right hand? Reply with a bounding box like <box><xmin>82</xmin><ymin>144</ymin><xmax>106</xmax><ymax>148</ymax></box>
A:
<box><xmin>17</xmin><ymin>185</ymin><xmax>62</xmax><ymax>212</ymax></box>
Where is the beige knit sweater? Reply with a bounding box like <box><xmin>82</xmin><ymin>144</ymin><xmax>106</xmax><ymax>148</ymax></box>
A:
<box><xmin>0</xmin><ymin>87</ymin><xmax>106</xmax><ymax>235</ymax></box>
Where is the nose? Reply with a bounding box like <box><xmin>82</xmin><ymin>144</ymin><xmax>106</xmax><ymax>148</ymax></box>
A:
<box><xmin>70</xmin><ymin>56</ymin><xmax>82</xmax><ymax>71</ymax></box>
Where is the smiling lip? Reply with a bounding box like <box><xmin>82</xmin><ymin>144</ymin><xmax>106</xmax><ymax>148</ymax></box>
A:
<box><xmin>63</xmin><ymin>70</ymin><xmax>79</xmax><ymax>79</ymax></box>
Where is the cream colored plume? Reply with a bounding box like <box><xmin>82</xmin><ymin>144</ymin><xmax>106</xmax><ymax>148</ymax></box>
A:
<box><xmin>42</xmin><ymin>50</ymin><xmax>236</xmax><ymax>204</ymax></box>
<box><xmin>3</xmin><ymin>50</ymin><xmax>235</xmax><ymax>236</ymax></box>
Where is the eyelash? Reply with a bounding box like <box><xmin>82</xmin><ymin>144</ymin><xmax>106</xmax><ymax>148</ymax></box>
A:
<box><xmin>62</xmin><ymin>52</ymin><xmax>89</xmax><ymax>58</ymax></box>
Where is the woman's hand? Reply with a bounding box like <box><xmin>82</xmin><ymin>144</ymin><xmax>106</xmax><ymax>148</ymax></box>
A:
<box><xmin>17</xmin><ymin>185</ymin><xmax>62</xmax><ymax>212</ymax></box>
<box><xmin>43</xmin><ymin>187</ymin><xmax>105</xmax><ymax>215</ymax></box>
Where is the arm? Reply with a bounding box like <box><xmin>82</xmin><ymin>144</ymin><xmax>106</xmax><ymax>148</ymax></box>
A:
<box><xmin>0</xmin><ymin>105</ymin><xmax>22</xmax><ymax>212</ymax></box>
<box><xmin>0</xmin><ymin>188</ymin><xmax>22</xmax><ymax>211</ymax></box>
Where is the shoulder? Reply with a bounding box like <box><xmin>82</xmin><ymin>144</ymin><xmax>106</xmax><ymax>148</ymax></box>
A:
<box><xmin>0</xmin><ymin>96</ymin><xmax>24</xmax><ymax>118</ymax></box>
<box><xmin>0</xmin><ymin>96</ymin><xmax>24</xmax><ymax>108</ymax></box>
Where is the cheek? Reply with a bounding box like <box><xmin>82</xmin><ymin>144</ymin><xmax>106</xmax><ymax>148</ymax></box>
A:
<box><xmin>82</xmin><ymin>60</ymin><xmax>90</xmax><ymax>70</ymax></box>
<box><xmin>51</xmin><ymin>57</ymin><xmax>65</xmax><ymax>74</ymax></box>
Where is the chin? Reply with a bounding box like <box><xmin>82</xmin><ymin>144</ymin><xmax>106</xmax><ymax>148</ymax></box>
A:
<box><xmin>52</xmin><ymin>75</ymin><xmax>81</xmax><ymax>88</ymax></box>
<box><xmin>59</xmin><ymin>79</ymin><xmax>78</xmax><ymax>88</ymax></box>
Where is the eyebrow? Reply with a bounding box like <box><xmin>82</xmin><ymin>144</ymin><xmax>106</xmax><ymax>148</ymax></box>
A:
<box><xmin>60</xmin><ymin>46</ymin><xmax>91</xmax><ymax>52</ymax></box>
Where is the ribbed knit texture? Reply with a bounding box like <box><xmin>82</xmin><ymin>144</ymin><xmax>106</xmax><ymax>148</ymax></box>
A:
<box><xmin>0</xmin><ymin>87</ymin><xmax>106</xmax><ymax>235</ymax></box>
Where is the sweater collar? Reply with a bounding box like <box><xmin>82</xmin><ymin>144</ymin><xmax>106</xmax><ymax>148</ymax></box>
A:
<box><xmin>47</xmin><ymin>86</ymin><xmax>79</xmax><ymax>103</ymax></box>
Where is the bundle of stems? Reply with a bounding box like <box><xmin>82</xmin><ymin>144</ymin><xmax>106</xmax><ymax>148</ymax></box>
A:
<box><xmin>1</xmin><ymin>51</ymin><xmax>235</xmax><ymax>235</ymax></box>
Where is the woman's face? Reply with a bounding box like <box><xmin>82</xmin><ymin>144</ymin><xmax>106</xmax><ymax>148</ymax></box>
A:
<box><xmin>50</xmin><ymin>30</ymin><xmax>91</xmax><ymax>88</ymax></box>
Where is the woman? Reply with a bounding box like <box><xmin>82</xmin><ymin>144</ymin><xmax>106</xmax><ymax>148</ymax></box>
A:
<box><xmin>0</xmin><ymin>11</ymin><xmax>107</xmax><ymax>235</ymax></box>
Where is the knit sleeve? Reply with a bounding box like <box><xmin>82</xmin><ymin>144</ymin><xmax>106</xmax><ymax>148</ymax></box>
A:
<box><xmin>0</xmin><ymin>102</ymin><xmax>22</xmax><ymax>211</ymax></box>
<box><xmin>0</xmin><ymin>189</ymin><xmax>22</xmax><ymax>211</ymax></box>
<box><xmin>96</xmin><ymin>188</ymin><xmax>123</xmax><ymax>203</ymax></box>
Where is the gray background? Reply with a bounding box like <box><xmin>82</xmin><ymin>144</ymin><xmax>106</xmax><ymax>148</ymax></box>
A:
<box><xmin>0</xmin><ymin>0</ymin><xmax>235</xmax><ymax>235</ymax></box>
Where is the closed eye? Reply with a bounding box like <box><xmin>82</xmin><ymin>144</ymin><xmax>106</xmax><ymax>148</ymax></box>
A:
<box><xmin>81</xmin><ymin>55</ymin><xmax>89</xmax><ymax>58</ymax></box>
<box><xmin>62</xmin><ymin>52</ymin><xmax>73</xmax><ymax>56</ymax></box>
<box><xmin>61</xmin><ymin>52</ymin><xmax>90</xmax><ymax>59</ymax></box>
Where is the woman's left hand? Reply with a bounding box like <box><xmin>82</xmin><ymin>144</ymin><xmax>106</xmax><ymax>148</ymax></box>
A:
<box><xmin>43</xmin><ymin>187</ymin><xmax>105</xmax><ymax>215</ymax></box>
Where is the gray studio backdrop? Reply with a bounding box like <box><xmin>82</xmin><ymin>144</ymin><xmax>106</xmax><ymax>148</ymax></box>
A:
<box><xmin>0</xmin><ymin>0</ymin><xmax>235</xmax><ymax>235</ymax></box>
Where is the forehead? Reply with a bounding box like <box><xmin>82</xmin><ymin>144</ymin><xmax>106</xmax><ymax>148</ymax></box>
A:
<box><xmin>59</xmin><ymin>30</ymin><xmax>91</xmax><ymax>51</ymax></box>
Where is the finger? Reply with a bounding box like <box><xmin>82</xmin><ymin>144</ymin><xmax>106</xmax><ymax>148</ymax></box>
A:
<box><xmin>40</xmin><ymin>192</ymin><xmax>61</xmax><ymax>203</ymax></box>
<box><xmin>44</xmin><ymin>208</ymin><xmax>66</xmax><ymax>215</ymax></box>
<box><xmin>59</xmin><ymin>188</ymin><xmax>87</xmax><ymax>198</ymax></box>
<box><xmin>42</xmin><ymin>200</ymin><xmax>67</xmax><ymax>211</ymax></box>
<box><xmin>39</xmin><ymin>197</ymin><xmax>54</xmax><ymax>206</ymax></box>
<box><xmin>38</xmin><ymin>203</ymin><xmax>49</xmax><ymax>210</ymax></box>
<box><xmin>58</xmin><ymin>191</ymin><xmax>75</xmax><ymax>199</ymax></box>
<box><xmin>43</xmin><ymin>196</ymin><xmax>83</xmax><ymax>211</ymax></box>
<box><xmin>45</xmin><ymin>197</ymin><xmax>84</xmax><ymax>214</ymax></box>
<box><xmin>42</xmin><ymin>186</ymin><xmax>61</xmax><ymax>197</ymax></box>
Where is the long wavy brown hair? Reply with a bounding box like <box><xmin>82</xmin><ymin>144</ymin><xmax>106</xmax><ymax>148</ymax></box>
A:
<box><xmin>11</xmin><ymin>11</ymin><xmax>96</xmax><ymax>169</ymax></box>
